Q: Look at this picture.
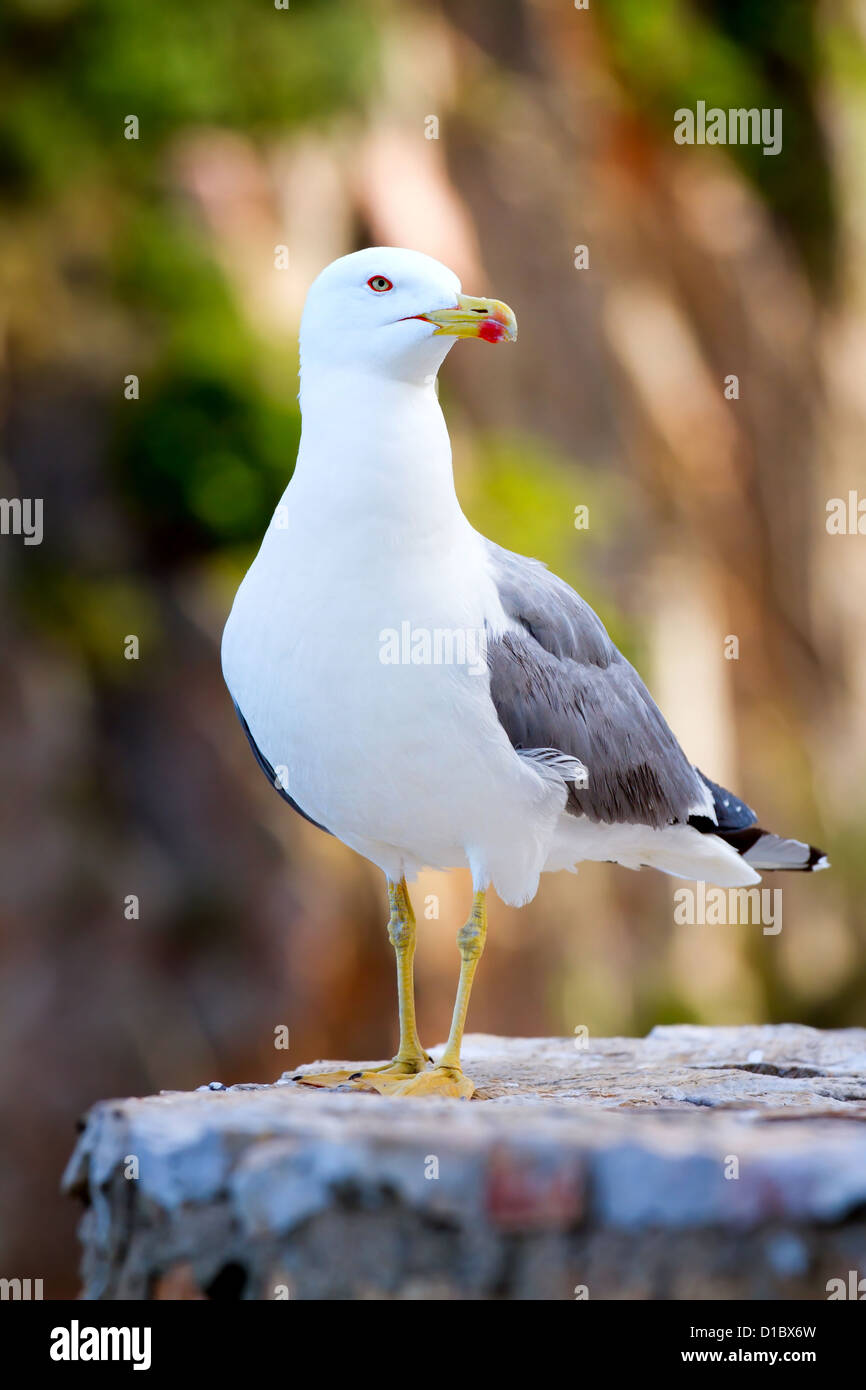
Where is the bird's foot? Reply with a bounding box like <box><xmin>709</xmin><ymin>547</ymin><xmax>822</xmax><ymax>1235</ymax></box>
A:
<box><xmin>388</xmin><ymin>1064</ymin><xmax>475</xmax><ymax>1099</ymax></box>
<box><xmin>291</xmin><ymin>1054</ymin><xmax>432</xmax><ymax>1095</ymax></box>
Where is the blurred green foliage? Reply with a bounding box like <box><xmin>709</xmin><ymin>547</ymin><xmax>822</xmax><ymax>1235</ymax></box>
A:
<box><xmin>20</xmin><ymin>567</ymin><xmax>162</xmax><ymax>674</ymax></box>
<box><xmin>112</xmin><ymin>212</ymin><xmax>301</xmax><ymax>559</ymax></box>
<box><xmin>599</xmin><ymin>0</ymin><xmax>836</xmax><ymax>286</ymax></box>
<box><xmin>1</xmin><ymin>0</ymin><xmax>382</xmax><ymax>613</ymax></box>
<box><xmin>117</xmin><ymin>364</ymin><xmax>301</xmax><ymax>555</ymax></box>
<box><xmin>460</xmin><ymin>430</ymin><xmax>641</xmax><ymax>663</ymax></box>
<box><xmin>0</xmin><ymin>0</ymin><xmax>378</xmax><ymax>197</ymax></box>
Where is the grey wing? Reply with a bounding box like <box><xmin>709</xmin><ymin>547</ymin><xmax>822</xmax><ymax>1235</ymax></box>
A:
<box><xmin>485</xmin><ymin>541</ymin><xmax>714</xmax><ymax>827</ymax></box>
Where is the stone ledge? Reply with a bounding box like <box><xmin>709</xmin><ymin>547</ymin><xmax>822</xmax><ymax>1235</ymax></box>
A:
<box><xmin>63</xmin><ymin>1025</ymin><xmax>866</xmax><ymax>1300</ymax></box>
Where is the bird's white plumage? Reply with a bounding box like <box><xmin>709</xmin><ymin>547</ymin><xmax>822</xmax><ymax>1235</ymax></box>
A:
<box><xmin>222</xmin><ymin>248</ymin><xmax>760</xmax><ymax>904</ymax></box>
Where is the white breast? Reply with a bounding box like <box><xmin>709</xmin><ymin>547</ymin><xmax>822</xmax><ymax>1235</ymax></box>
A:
<box><xmin>222</xmin><ymin>374</ymin><xmax>566</xmax><ymax>902</ymax></box>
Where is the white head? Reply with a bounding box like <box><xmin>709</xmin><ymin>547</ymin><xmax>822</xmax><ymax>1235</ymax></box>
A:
<box><xmin>298</xmin><ymin>247</ymin><xmax>517</xmax><ymax>386</ymax></box>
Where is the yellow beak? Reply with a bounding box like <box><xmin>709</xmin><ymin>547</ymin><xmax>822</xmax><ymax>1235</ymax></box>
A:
<box><xmin>419</xmin><ymin>293</ymin><xmax>517</xmax><ymax>344</ymax></box>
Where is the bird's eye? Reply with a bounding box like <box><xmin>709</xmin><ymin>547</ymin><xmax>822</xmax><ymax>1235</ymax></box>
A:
<box><xmin>367</xmin><ymin>275</ymin><xmax>393</xmax><ymax>293</ymax></box>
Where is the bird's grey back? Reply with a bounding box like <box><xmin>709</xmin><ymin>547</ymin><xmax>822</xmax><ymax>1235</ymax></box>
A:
<box><xmin>484</xmin><ymin>541</ymin><xmax>710</xmax><ymax>827</ymax></box>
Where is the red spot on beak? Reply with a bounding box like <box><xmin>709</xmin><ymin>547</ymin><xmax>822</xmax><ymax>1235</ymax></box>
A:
<box><xmin>479</xmin><ymin>319</ymin><xmax>506</xmax><ymax>344</ymax></box>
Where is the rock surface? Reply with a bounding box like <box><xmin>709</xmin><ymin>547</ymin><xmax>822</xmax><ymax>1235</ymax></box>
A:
<box><xmin>63</xmin><ymin>1025</ymin><xmax>866</xmax><ymax>1300</ymax></box>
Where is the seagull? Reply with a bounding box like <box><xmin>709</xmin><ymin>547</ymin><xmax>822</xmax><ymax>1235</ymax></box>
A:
<box><xmin>222</xmin><ymin>247</ymin><xmax>828</xmax><ymax>1099</ymax></box>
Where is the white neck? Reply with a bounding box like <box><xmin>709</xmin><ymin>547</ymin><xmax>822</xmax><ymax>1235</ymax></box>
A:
<box><xmin>286</xmin><ymin>367</ymin><xmax>466</xmax><ymax>547</ymax></box>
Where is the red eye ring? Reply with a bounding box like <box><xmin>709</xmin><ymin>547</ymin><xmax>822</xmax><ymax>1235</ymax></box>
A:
<box><xmin>367</xmin><ymin>275</ymin><xmax>393</xmax><ymax>292</ymax></box>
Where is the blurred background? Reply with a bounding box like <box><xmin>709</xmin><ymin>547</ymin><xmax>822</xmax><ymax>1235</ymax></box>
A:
<box><xmin>1</xmin><ymin>0</ymin><xmax>864</xmax><ymax>1296</ymax></box>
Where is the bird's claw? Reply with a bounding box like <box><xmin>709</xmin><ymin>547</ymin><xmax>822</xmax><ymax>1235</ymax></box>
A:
<box><xmin>291</xmin><ymin>1057</ymin><xmax>433</xmax><ymax>1094</ymax></box>
<box><xmin>387</xmin><ymin>1064</ymin><xmax>475</xmax><ymax>1099</ymax></box>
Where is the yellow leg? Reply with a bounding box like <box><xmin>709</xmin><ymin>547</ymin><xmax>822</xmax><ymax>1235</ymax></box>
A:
<box><xmin>294</xmin><ymin>878</ymin><xmax>431</xmax><ymax>1093</ymax></box>
<box><xmin>390</xmin><ymin>890</ymin><xmax>487</xmax><ymax>1099</ymax></box>
<box><xmin>386</xmin><ymin>878</ymin><xmax>429</xmax><ymax>1069</ymax></box>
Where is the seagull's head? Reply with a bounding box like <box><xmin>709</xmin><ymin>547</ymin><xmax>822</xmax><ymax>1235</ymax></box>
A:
<box><xmin>299</xmin><ymin>247</ymin><xmax>517</xmax><ymax>385</ymax></box>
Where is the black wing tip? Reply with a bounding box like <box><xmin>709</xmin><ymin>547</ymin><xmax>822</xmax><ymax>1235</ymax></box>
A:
<box><xmin>752</xmin><ymin>841</ymin><xmax>830</xmax><ymax>873</ymax></box>
<box><xmin>806</xmin><ymin>845</ymin><xmax>830</xmax><ymax>871</ymax></box>
<box><xmin>727</xmin><ymin>826</ymin><xmax>829</xmax><ymax>872</ymax></box>
<box><xmin>692</xmin><ymin>772</ymin><xmax>829</xmax><ymax>872</ymax></box>
<box><xmin>694</xmin><ymin>769</ymin><xmax>757</xmax><ymax>831</ymax></box>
